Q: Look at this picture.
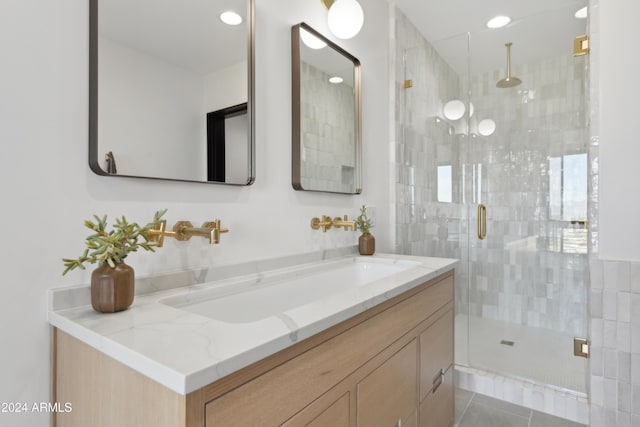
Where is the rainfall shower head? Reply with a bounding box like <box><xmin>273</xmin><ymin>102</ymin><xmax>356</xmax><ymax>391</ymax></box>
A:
<box><xmin>496</xmin><ymin>42</ymin><xmax>522</xmax><ymax>88</ymax></box>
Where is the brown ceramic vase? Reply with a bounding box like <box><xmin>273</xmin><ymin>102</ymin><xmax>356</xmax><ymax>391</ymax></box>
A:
<box><xmin>91</xmin><ymin>262</ymin><xmax>135</xmax><ymax>313</ymax></box>
<box><xmin>359</xmin><ymin>232</ymin><xmax>375</xmax><ymax>256</ymax></box>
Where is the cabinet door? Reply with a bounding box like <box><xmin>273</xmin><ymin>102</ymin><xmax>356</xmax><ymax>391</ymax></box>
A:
<box><xmin>419</xmin><ymin>367</ymin><xmax>453</xmax><ymax>427</ymax></box>
<box><xmin>283</xmin><ymin>392</ymin><xmax>351</xmax><ymax>427</ymax></box>
<box><xmin>419</xmin><ymin>310</ymin><xmax>453</xmax><ymax>402</ymax></box>
<box><xmin>357</xmin><ymin>339</ymin><xmax>417</xmax><ymax>427</ymax></box>
<box><xmin>403</xmin><ymin>410</ymin><xmax>417</xmax><ymax>427</ymax></box>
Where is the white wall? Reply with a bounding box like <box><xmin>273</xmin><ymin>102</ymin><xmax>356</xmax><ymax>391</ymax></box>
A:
<box><xmin>99</xmin><ymin>37</ymin><xmax>206</xmax><ymax>181</ymax></box>
<box><xmin>0</xmin><ymin>0</ymin><xmax>390</xmax><ymax>425</ymax></box>
<box><xmin>599</xmin><ymin>0</ymin><xmax>640</xmax><ymax>261</ymax></box>
<box><xmin>204</xmin><ymin>61</ymin><xmax>248</xmax><ymax>112</ymax></box>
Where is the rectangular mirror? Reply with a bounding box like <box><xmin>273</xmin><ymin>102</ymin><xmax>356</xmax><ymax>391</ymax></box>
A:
<box><xmin>291</xmin><ymin>23</ymin><xmax>361</xmax><ymax>194</ymax></box>
<box><xmin>89</xmin><ymin>0</ymin><xmax>254</xmax><ymax>185</ymax></box>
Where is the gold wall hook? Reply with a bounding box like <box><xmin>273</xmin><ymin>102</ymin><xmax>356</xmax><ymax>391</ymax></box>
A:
<box><xmin>311</xmin><ymin>215</ymin><xmax>333</xmax><ymax>232</ymax></box>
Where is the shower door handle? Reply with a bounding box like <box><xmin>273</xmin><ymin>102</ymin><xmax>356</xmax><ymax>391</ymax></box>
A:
<box><xmin>477</xmin><ymin>204</ymin><xmax>487</xmax><ymax>240</ymax></box>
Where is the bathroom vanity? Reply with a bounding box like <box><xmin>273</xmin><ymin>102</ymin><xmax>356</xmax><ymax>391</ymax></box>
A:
<box><xmin>49</xmin><ymin>253</ymin><xmax>457</xmax><ymax>427</ymax></box>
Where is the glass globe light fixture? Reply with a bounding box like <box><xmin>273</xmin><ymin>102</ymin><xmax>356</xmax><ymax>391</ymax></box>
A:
<box><xmin>443</xmin><ymin>100</ymin><xmax>465</xmax><ymax>121</ymax></box>
<box><xmin>327</xmin><ymin>0</ymin><xmax>364</xmax><ymax>40</ymax></box>
<box><xmin>478</xmin><ymin>119</ymin><xmax>496</xmax><ymax>136</ymax></box>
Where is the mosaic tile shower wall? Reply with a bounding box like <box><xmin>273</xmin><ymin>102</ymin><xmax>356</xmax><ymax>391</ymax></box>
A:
<box><xmin>299</xmin><ymin>61</ymin><xmax>356</xmax><ymax>192</ymax></box>
<box><xmin>393</xmin><ymin>11</ymin><xmax>471</xmax><ymax>317</ymax></box>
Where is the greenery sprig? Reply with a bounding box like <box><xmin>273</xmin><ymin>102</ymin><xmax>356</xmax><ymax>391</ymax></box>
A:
<box><xmin>355</xmin><ymin>205</ymin><xmax>374</xmax><ymax>234</ymax></box>
<box><xmin>62</xmin><ymin>209</ymin><xmax>167</xmax><ymax>275</ymax></box>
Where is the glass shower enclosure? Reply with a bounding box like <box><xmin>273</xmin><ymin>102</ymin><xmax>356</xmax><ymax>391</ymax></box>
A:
<box><xmin>395</xmin><ymin>2</ymin><xmax>589</xmax><ymax>395</ymax></box>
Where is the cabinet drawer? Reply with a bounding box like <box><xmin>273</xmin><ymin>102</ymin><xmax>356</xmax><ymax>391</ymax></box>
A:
<box><xmin>357</xmin><ymin>339</ymin><xmax>417</xmax><ymax>427</ymax></box>
<box><xmin>419</xmin><ymin>367</ymin><xmax>453</xmax><ymax>427</ymax></box>
<box><xmin>419</xmin><ymin>310</ymin><xmax>453</xmax><ymax>402</ymax></box>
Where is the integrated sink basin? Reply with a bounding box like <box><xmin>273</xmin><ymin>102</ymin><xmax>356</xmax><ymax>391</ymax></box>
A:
<box><xmin>161</xmin><ymin>257</ymin><xmax>422</xmax><ymax>323</ymax></box>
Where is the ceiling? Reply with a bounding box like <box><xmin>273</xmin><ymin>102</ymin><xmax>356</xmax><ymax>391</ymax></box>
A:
<box><xmin>392</xmin><ymin>0</ymin><xmax>589</xmax><ymax>76</ymax></box>
<box><xmin>98</xmin><ymin>0</ymin><xmax>588</xmax><ymax>80</ymax></box>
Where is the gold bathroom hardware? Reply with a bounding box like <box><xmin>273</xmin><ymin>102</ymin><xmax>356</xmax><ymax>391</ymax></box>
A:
<box><xmin>477</xmin><ymin>204</ymin><xmax>487</xmax><ymax>240</ymax></box>
<box><xmin>574</xmin><ymin>35</ymin><xmax>590</xmax><ymax>57</ymax></box>
<box><xmin>404</xmin><ymin>79</ymin><xmax>413</xmax><ymax>88</ymax></box>
<box><xmin>311</xmin><ymin>215</ymin><xmax>333</xmax><ymax>232</ymax></box>
<box><xmin>332</xmin><ymin>215</ymin><xmax>357</xmax><ymax>231</ymax></box>
<box><xmin>148</xmin><ymin>220</ymin><xmax>229</xmax><ymax>247</ymax></box>
<box><xmin>202</xmin><ymin>220</ymin><xmax>229</xmax><ymax>244</ymax></box>
<box><xmin>573</xmin><ymin>337</ymin><xmax>589</xmax><ymax>358</ymax></box>
<box><xmin>320</xmin><ymin>0</ymin><xmax>334</xmax><ymax>9</ymax></box>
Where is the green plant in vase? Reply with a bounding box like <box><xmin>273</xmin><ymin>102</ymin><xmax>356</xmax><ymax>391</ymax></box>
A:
<box><xmin>62</xmin><ymin>209</ymin><xmax>166</xmax><ymax>313</ymax></box>
<box><xmin>355</xmin><ymin>205</ymin><xmax>375</xmax><ymax>255</ymax></box>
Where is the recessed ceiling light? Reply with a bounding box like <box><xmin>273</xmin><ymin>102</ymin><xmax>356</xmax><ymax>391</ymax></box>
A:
<box><xmin>329</xmin><ymin>76</ymin><xmax>343</xmax><ymax>84</ymax></box>
<box><xmin>575</xmin><ymin>7</ymin><xmax>588</xmax><ymax>19</ymax></box>
<box><xmin>487</xmin><ymin>15</ymin><xmax>511</xmax><ymax>29</ymax></box>
<box><xmin>220</xmin><ymin>11</ymin><xmax>243</xmax><ymax>26</ymax></box>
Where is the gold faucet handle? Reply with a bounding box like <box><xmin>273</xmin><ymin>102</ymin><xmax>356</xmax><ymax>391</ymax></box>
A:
<box><xmin>333</xmin><ymin>215</ymin><xmax>357</xmax><ymax>231</ymax></box>
<box><xmin>147</xmin><ymin>220</ymin><xmax>176</xmax><ymax>247</ymax></box>
<box><xmin>202</xmin><ymin>220</ymin><xmax>229</xmax><ymax>244</ymax></box>
<box><xmin>311</xmin><ymin>215</ymin><xmax>333</xmax><ymax>232</ymax></box>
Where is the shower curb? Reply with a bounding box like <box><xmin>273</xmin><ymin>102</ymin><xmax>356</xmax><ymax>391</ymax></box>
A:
<box><xmin>454</xmin><ymin>365</ymin><xmax>589</xmax><ymax>425</ymax></box>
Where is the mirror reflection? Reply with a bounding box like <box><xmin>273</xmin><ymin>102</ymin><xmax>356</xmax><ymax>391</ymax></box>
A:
<box><xmin>89</xmin><ymin>0</ymin><xmax>254</xmax><ymax>185</ymax></box>
<box><xmin>292</xmin><ymin>23</ymin><xmax>361</xmax><ymax>194</ymax></box>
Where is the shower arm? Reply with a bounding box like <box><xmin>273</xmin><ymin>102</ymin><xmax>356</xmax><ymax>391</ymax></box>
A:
<box><xmin>505</xmin><ymin>42</ymin><xmax>512</xmax><ymax>78</ymax></box>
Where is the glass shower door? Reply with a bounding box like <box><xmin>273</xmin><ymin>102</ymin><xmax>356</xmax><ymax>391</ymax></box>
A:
<box><xmin>464</xmin><ymin>7</ymin><xmax>589</xmax><ymax>393</ymax></box>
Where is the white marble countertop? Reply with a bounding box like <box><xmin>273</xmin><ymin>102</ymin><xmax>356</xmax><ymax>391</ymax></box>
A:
<box><xmin>48</xmin><ymin>251</ymin><xmax>457</xmax><ymax>395</ymax></box>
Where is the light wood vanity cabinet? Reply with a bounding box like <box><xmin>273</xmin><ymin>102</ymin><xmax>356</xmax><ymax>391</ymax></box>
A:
<box><xmin>53</xmin><ymin>271</ymin><xmax>454</xmax><ymax>427</ymax></box>
<box><xmin>357</xmin><ymin>339</ymin><xmax>418</xmax><ymax>427</ymax></box>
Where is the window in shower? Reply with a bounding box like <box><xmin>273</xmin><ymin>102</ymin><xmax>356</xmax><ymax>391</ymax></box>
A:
<box><xmin>437</xmin><ymin>165</ymin><xmax>452</xmax><ymax>203</ymax></box>
<box><xmin>548</xmin><ymin>153</ymin><xmax>588</xmax><ymax>254</ymax></box>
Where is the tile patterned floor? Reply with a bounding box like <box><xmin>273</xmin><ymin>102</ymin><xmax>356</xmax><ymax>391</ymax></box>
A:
<box><xmin>455</xmin><ymin>388</ymin><xmax>588</xmax><ymax>427</ymax></box>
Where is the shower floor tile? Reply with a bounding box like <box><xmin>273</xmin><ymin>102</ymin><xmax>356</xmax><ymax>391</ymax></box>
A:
<box><xmin>455</xmin><ymin>389</ymin><xmax>587</xmax><ymax>427</ymax></box>
<box><xmin>455</xmin><ymin>314</ymin><xmax>587</xmax><ymax>393</ymax></box>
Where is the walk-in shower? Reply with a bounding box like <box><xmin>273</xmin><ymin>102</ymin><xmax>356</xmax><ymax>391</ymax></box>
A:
<box><xmin>393</xmin><ymin>0</ymin><xmax>589</xmax><ymax>422</ymax></box>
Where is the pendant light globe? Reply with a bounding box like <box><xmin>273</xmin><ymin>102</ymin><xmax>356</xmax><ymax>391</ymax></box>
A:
<box><xmin>328</xmin><ymin>0</ymin><xmax>364</xmax><ymax>39</ymax></box>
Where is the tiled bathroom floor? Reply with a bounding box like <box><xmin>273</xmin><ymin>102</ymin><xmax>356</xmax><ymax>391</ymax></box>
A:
<box><xmin>455</xmin><ymin>388</ymin><xmax>587</xmax><ymax>427</ymax></box>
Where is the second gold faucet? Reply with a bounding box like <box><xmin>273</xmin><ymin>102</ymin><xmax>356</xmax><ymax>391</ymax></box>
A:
<box><xmin>310</xmin><ymin>215</ymin><xmax>356</xmax><ymax>232</ymax></box>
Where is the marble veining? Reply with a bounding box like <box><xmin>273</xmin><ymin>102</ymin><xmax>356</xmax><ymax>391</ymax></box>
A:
<box><xmin>48</xmin><ymin>250</ymin><xmax>458</xmax><ymax>395</ymax></box>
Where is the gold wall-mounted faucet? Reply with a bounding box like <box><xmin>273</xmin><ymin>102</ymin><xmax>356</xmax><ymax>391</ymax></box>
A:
<box><xmin>332</xmin><ymin>215</ymin><xmax>357</xmax><ymax>231</ymax></box>
<box><xmin>148</xmin><ymin>220</ymin><xmax>229</xmax><ymax>247</ymax></box>
<box><xmin>311</xmin><ymin>215</ymin><xmax>357</xmax><ymax>232</ymax></box>
<box><xmin>310</xmin><ymin>215</ymin><xmax>333</xmax><ymax>232</ymax></box>
<box><xmin>202</xmin><ymin>220</ymin><xmax>229</xmax><ymax>244</ymax></box>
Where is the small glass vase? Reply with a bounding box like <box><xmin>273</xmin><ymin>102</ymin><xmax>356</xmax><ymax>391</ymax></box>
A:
<box><xmin>91</xmin><ymin>262</ymin><xmax>135</xmax><ymax>313</ymax></box>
